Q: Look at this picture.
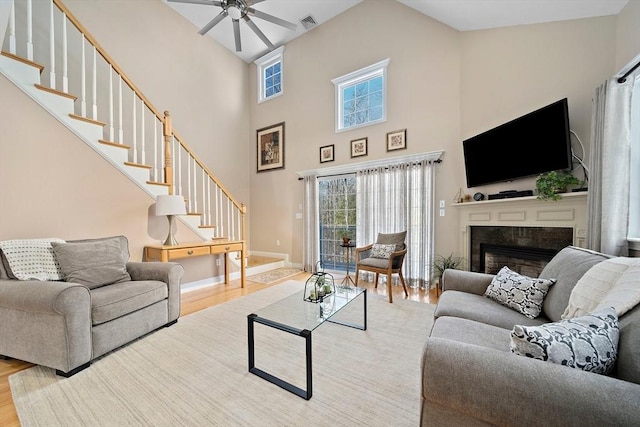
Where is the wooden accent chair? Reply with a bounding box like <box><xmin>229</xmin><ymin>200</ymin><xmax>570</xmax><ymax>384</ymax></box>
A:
<box><xmin>354</xmin><ymin>231</ymin><xmax>408</xmax><ymax>303</ymax></box>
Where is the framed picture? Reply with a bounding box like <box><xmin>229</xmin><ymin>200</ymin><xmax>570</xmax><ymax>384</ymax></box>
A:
<box><xmin>257</xmin><ymin>122</ymin><xmax>285</xmax><ymax>172</ymax></box>
<box><xmin>387</xmin><ymin>129</ymin><xmax>407</xmax><ymax>152</ymax></box>
<box><xmin>351</xmin><ymin>137</ymin><xmax>368</xmax><ymax>158</ymax></box>
<box><xmin>319</xmin><ymin>144</ymin><xmax>335</xmax><ymax>163</ymax></box>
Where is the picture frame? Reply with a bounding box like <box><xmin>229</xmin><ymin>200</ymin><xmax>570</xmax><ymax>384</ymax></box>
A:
<box><xmin>319</xmin><ymin>144</ymin><xmax>335</xmax><ymax>163</ymax></box>
<box><xmin>386</xmin><ymin>129</ymin><xmax>407</xmax><ymax>152</ymax></box>
<box><xmin>350</xmin><ymin>137</ymin><xmax>368</xmax><ymax>158</ymax></box>
<box><xmin>256</xmin><ymin>122</ymin><xmax>285</xmax><ymax>172</ymax></box>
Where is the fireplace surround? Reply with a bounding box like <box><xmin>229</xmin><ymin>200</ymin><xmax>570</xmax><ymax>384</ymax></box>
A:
<box><xmin>454</xmin><ymin>192</ymin><xmax>587</xmax><ymax>276</ymax></box>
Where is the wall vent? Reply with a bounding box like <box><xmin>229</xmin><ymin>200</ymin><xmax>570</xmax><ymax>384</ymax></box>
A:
<box><xmin>300</xmin><ymin>15</ymin><xmax>317</xmax><ymax>30</ymax></box>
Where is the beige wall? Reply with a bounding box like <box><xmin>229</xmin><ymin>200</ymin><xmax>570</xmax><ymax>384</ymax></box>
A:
<box><xmin>249</xmin><ymin>0</ymin><xmax>462</xmax><ymax>261</ymax></box>
<box><xmin>0</xmin><ymin>0</ymin><xmax>250</xmax><ymax>284</ymax></box>
<box><xmin>616</xmin><ymin>0</ymin><xmax>640</xmax><ymax>71</ymax></box>
<box><xmin>2</xmin><ymin>0</ymin><xmax>636</xmax><ymax>281</ymax></box>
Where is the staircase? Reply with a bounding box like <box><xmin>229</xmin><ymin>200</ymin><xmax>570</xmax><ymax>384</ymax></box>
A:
<box><xmin>0</xmin><ymin>0</ymin><xmax>246</xmax><ymax>269</ymax></box>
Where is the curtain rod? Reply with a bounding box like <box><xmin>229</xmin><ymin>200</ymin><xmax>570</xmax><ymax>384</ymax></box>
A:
<box><xmin>297</xmin><ymin>159</ymin><xmax>442</xmax><ymax>180</ymax></box>
<box><xmin>618</xmin><ymin>60</ymin><xmax>640</xmax><ymax>83</ymax></box>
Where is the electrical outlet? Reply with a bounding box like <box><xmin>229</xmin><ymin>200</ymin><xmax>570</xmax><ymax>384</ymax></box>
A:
<box><xmin>276</xmin><ymin>240</ymin><xmax>280</xmax><ymax>246</ymax></box>
<box><xmin>439</xmin><ymin>208</ymin><xmax>445</xmax><ymax>217</ymax></box>
<box><xmin>216</xmin><ymin>258</ymin><xmax>221</xmax><ymax>266</ymax></box>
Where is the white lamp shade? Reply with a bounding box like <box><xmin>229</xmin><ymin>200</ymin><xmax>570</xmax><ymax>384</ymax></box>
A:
<box><xmin>155</xmin><ymin>195</ymin><xmax>186</xmax><ymax>216</ymax></box>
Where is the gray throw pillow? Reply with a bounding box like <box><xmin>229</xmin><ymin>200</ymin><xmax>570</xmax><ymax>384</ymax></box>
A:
<box><xmin>51</xmin><ymin>236</ymin><xmax>131</xmax><ymax>289</ymax></box>
<box><xmin>510</xmin><ymin>307</ymin><xmax>619</xmax><ymax>375</ymax></box>
<box><xmin>484</xmin><ymin>266</ymin><xmax>555</xmax><ymax>319</ymax></box>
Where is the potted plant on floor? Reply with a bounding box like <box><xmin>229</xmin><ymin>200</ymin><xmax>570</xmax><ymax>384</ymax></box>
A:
<box><xmin>431</xmin><ymin>253</ymin><xmax>465</xmax><ymax>294</ymax></box>
<box><xmin>535</xmin><ymin>170</ymin><xmax>582</xmax><ymax>201</ymax></box>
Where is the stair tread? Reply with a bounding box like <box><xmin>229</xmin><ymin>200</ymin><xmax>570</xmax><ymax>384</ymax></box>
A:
<box><xmin>69</xmin><ymin>113</ymin><xmax>106</xmax><ymax>127</ymax></box>
<box><xmin>198</xmin><ymin>225</ymin><xmax>216</xmax><ymax>229</ymax></box>
<box><xmin>124</xmin><ymin>161</ymin><xmax>152</xmax><ymax>169</ymax></box>
<box><xmin>1</xmin><ymin>51</ymin><xmax>44</xmax><ymax>73</ymax></box>
<box><xmin>147</xmin><ymin>181</ymin><xmax>170</xmax><ymax>187</ymax></box>
<box><xmin>99</xmin><ymin>139</ymin><xmax>131</xmax><ymax>149</ymax></box>
<box><xmin>35</xmin><ymin>84</ymin><xmax>77</xmax><ymax>101</ymax></box>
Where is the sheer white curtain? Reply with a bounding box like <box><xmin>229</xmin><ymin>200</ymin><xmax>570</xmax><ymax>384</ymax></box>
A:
<box><xmin>587</xmin><ymin>77</ymin><xmax>634</xmax><ymax>256</ymax></box>
<box><xmin>302</xmin><ymin>175</ymin><xmax>319</xmax><ymax>272</ymax></box>
<box><xmin>356</xmin><ymin>161</ymin><xmax>436</xmax><ymax>288</ymax></box>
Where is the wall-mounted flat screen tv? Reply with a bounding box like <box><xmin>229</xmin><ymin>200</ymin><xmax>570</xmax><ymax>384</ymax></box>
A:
<box><xmin>463</xmin><ymin>98</ymin><xmax>572</xmax><ymax>188</ymax></box>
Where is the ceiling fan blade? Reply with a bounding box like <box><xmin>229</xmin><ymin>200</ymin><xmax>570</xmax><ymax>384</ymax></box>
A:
<box><xmin>247</xmin><ymin>8</ymin><xmax>297</xmax><ymax>31</ymax></box>
<box><xmin>167</xmin><ymin>0</ymin><xmax>223</xmax><ymax>6</ymax></box>
<box><xmin>232</xmin><ymin>19</ymin><xmax>242</xmax><ymax>52</ymax></box>
<box><xmin>198</xmin><ymin>10</ymin><xmax>228</xmax><ymax>35</ymax></box>
<box><xmin>246</xmin><ymin>0</ymin><xmax>266</xmax><ymax>5</ymax></box>
<box><xmin>242</xmin><ymin>15</ymin><xmax>274</xmax><ymax>50</ymax></box>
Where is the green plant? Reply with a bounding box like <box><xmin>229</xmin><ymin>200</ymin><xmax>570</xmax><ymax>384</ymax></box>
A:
<box><xmin>432</xmin><ymin>253</ymin><xmax>465</xmax><ymax>283</ymax></box>
<box><xmin>535</xmin><ymin>171</ymin><xmax>582</xmax><ymax>201</ymax></box>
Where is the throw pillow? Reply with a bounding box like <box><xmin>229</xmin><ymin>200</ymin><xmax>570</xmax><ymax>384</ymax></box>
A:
<box><xmin>510</xmin><ymin>307</ymin><xmax>619</xmax><ymax>375</ymax></box>
<box><xmin>562</xmin><ymin>257</ymin><xmax>640</xmax><ymax>319</ymax></box>
<box><xmin>371</xmin><ymin>243</ymin><xmax>396</xmax><ymax>259</ymax></box>
<box><xmin>51</xmin><ymin>235</ymin><xmax>131</xmax><ymax>289</ymax></box>
<box><xmin>0</xmin><ymin>238</ymin><xmax>66</xmax><ymax>281</ymax></box>
<box><xmin>484</xmin><ymin>266</ymin><xmax>556</xmax><ymax>319</ymax></box>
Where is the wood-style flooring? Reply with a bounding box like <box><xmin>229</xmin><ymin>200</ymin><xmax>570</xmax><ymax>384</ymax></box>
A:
<box><xmin>0</xmin><ymin>271</ymin><xmax>437</xmax><ymax>426</ymax></box>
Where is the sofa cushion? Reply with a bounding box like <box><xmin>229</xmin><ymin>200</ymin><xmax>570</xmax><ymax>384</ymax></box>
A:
<box><xmin>484</xmin><ymin>266</ymin><xmax>555</xmax><ymax>319</ymax></box>
<box><xmin>510</xmin><ymin>307</ymin><xmax>619</xmax><ymax>375</ymax></box>
<box><xmin>90</xmin><ymin>280</ymin><xmax>168</xmax><ymax>325</ymax></box>
<box><xmin>52</xmin><ymin>236</ymin><xmax>131</xmax><ymax>289</ymax></box>
<box><xmin>0</xmin><ymin>238</ymin><xmax>65</xmax><ymax>281</ymax></box>
<box><xmin>435</xmin><ymin>290</ymin><xmax>549</xmax><ymax>329</ymax></box>
<box><xmin>616</xmin><ymin>303</ymin><xmax>640</xmax><ymax>384</ymax></box>
<box><xmin>430</xmin><ymin>316</ymin><xmax>512</xmax><ymax>352</ymax></box>
<box><xmin>539</xmin><ymin>246</ymin><xmax>612</xmax><ymax>322</ymax></box>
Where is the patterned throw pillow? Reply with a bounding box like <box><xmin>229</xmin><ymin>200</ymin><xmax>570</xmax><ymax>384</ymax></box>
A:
<box><xmin>510</xmin><ymin>307</ymin><xmax>619</xmax><ymax>375</ymax></box>
<box><xmin>371</xmin><ymin>243</ymin><xmax>396</xmax><ymax>259</ymax></box>
<box><xmin>0</xmin><ymin>238</ymin><xmax>66</xmax><ymax>281</ymax></box>
<box><xmin>484</xmin><ymin>266</ymin><xmax>555</xmax><ymax>319</ymax></box>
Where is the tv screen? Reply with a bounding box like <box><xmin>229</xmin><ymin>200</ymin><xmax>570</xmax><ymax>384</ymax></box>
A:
<box><xmin>463</xmin><ymin>98</ymin><xmax>572</xmax><ymax>188</ymax></box>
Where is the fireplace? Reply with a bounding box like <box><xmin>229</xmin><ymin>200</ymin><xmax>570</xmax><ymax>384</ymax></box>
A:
<box><xmin>471</xmin><ymin>226</ymin><xmax>573</xmax><ymax>277</ymax></box>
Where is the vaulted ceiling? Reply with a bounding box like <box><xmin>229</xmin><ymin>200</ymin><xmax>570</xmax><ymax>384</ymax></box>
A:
<box><xmin>165</xmin><ymin>0</ymin><xmax>630</xmax><ymax>63</ymax></box>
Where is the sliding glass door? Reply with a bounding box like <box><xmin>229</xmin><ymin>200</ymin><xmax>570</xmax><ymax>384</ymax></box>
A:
<box><xmin>318</xmin><ymin>175</ymin><xmax>356</xmax><ymax>271</ymax></box>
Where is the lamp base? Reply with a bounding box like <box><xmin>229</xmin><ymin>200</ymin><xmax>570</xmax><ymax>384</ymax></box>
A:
<box><xmin>163</xmin><ymin>215</ymin><xmax>179</xmax><ymax>246</ymax></box>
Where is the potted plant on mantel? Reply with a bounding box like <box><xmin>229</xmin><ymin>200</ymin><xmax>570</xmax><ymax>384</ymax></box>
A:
<box><xmin>535</xmin><ymin>170</ymin><xmax>582</xmax><ymax>201</ymax></box>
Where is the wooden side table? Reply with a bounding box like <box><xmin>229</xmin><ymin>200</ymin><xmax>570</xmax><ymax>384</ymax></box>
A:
<box><xmin>144</xmin><ymin>241</ymin><xmax>245</xmax><ymax>287</ymax></box>
<box><xmin>340</xmin><ymin>242</ymin><xmax>356</xmax><ymax>286</ymax></box>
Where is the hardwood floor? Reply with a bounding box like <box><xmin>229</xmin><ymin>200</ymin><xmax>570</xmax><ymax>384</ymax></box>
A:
<box><xmin>0</xmin><ymin>272</ymin><xmax>437</xmax><ymax>426</ymax></box>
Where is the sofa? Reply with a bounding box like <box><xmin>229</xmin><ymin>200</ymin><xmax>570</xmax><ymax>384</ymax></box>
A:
<box><xmin>0</xmin><ymin>236</ymin><xmax>183</xmax><ymax>376</ymax></box>
<box><xmin>421</xmin><ymin>246</ymin><xmax>640</xmax><ymax>426</ymax></box>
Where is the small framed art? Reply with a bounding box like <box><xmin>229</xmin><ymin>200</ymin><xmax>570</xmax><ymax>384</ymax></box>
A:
<box><xmin>387</xmin><ymin>129</ymin><xmax>407</xmax><ymax>152</ymax></box>
<box><xmin>320</xmin><ymin>144</ymin><xmax>335</xmax><ymax>163</ymax></box>
<box><xmin>257</xmin><ymin>122</ymin><xmax>285</xmax><ymax>172</ymax></box>
<box><xmin>351</xmin><ymin>137</ymin><xmax>368</xmax><ymax>158</ymax></box>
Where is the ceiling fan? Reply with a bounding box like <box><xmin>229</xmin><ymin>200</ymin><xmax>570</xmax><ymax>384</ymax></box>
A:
<box><xmin>167</xmin><ymin>0</ymin><xmax>297</xmax><ymax>52</ymax></box>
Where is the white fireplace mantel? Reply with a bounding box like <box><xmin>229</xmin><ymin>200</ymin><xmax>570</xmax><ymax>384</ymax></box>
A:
<box><xmin>453</xmin><ymin>192</ymin><xmax>588</xmax><ymax>264</ymax></box>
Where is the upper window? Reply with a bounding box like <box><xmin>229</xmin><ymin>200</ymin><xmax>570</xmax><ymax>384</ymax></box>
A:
<box><xmin>332</xmin><ymin>59</ymin><xmax>389</xmax><ymax>133</ymax></box>
<box><xmin>255</xmin><ymin>46</ymin><xmax>284</xmax><ymax>103</ymax></box>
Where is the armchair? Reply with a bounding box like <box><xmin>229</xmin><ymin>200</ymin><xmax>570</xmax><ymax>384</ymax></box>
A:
<box><xmin>354</xmin><ymin>231</ymin><xmax>408</xmax><ymax>303</ymax></box>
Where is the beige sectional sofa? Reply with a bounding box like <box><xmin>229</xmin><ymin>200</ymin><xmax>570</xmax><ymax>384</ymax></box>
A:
<box><xmin>0</xmin><ymin>236</ymin><xmax>183</xmax><ymax>376</ymax></box>
<box><xmin>421</xmin><ymin>246</ymin><xmax>640</xmax><ymax>426</ymax></box>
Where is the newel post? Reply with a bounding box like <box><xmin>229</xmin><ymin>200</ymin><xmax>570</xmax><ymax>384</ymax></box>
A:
<box><xmin>163</xmin><ymin>110</ymin><xmax>174</xmax><ymax>195</ymax></box>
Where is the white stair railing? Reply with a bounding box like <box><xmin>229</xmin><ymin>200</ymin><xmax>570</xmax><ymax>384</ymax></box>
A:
<box><xmin>2</xmin><ymin>0</ymin><xmax>246</xmax><ymax>243</ymax></box>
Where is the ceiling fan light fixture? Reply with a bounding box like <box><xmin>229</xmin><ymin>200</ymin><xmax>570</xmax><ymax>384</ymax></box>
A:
<box><xmin>225</xmin><ymin>0</ymin><xmax>247</xmax><ymax>20</ymax></box>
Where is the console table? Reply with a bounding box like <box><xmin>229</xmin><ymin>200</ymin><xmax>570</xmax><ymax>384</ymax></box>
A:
<box><xmin>144</xmin><ymin>240</ymin><xmax>245</xmax><ymax>287</ymax></box>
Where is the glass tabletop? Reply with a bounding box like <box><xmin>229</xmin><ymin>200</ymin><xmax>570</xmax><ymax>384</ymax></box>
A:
<box><xmin>252</xmin><ymin>286</ymin><xmax>365</xmax><ymax>333</ymax></box>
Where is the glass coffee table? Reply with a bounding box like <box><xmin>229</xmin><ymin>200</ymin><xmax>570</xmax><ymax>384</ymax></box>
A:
<box><xmin>247</xmin><ymin>286</ymin><xmax>366</xmax><ymax>400</ymax></box>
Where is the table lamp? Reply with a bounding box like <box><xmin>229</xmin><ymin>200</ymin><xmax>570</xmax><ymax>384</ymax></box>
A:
<box><xmin>155</xmin><ymin>194</ymin><xmax>186</xmax><ymax>246</ymax></box>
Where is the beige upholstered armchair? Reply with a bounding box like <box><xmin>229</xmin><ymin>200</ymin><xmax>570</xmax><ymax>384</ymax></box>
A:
<box><xmin>354</xmin><ymin>231</ymin><xmax>408</xmax><ymax>303</ymax></box>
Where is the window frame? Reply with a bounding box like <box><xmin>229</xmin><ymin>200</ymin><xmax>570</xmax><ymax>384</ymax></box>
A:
<box><xmin>255</xmin><ymin>46</ymin><xmax>284</xmax><ymax>104</ymax></box>
<box><xmin>332</xmin><ymin>58</ymin><xmax>390</xmax><ymax>133</ymax></box>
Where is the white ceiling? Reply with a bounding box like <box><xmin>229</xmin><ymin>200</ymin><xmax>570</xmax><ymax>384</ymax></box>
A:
<box><xmin>165</xmin><ymin>0</ymin><xmax>630</xmax><ymax>63</ymax></box>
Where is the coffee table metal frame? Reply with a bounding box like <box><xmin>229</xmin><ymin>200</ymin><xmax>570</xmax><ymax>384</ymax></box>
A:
<box><xmin>247</xmin><ymin>287</ymin><xmax>367</xmax><ymax>400</ymax></box>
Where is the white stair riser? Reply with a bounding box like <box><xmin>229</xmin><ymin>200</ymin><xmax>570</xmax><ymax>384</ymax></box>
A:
<box><xmin>0</xmin><ymin>57</ymin><xmax>40</xmax><ymax>86</ymax></box>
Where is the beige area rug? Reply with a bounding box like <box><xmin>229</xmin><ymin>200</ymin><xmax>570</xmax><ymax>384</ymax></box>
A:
<box><xmin>10</xmin><ymin>281</ymin><xmax>435</xmax><ymax>426</ymax></box>
<box><xmin>247</xmin><ymin>267</ymin><xmax>303</xmax><ymax>284</ymax></box>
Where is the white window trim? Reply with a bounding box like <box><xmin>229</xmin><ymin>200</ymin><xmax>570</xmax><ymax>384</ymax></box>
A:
<box><xmin>255</xmin><ymin>46</ymin><xmax>284</xmax><ymax>104</ymax></box>
<box><xmin>331</xmin><ymin>58</ymin><xmax>389</xmax><ymax>133</ymax></box>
